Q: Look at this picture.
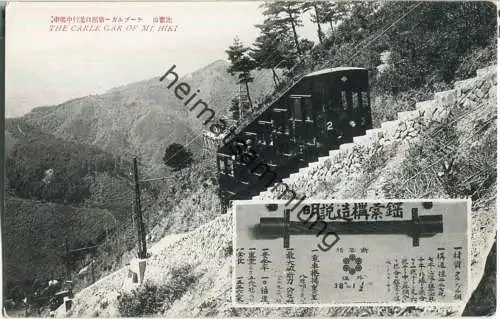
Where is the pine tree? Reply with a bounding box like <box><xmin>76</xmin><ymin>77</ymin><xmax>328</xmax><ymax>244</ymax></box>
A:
<box><xmin>226</xmin><ymin>37</ymin><xmax>258</xmax><ymax>110</ymax></box>
<box><xmin>301</xmin><ymin>1</ymin><xmax>324</xmax><ymax>44</ymax></box>
<box><xmin>261</xmin><ymin>1</ymin><xmax>304</xmax><ymax>57</ymax></box>
<box><xmin>250</xmin><ymin>18</ymin><xmax>296</xmax><ymax>88</ymax></box>
<box><xmin>316</xmin><ymin>1</ymin><xmax>351</xmax><ymax>33</ymax></box>
<box><xmin>350</xmin><ymin>2</ymin><xmax>379</xmax><ymax>33</ymax></box>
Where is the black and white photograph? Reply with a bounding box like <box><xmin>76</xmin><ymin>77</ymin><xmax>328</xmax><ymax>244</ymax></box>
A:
<box><xmin>2</xmin><ymin>1</ymin><xmax>497</xmax><ymax>317</ymax></box>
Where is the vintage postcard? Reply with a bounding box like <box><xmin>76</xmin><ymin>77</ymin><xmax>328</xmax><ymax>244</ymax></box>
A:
<box><xmin>2</xmin><ymin>1</ymin><xmax>497</xmax><ymax>317</ymax></box>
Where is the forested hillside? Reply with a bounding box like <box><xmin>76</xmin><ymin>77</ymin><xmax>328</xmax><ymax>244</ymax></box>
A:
<box><xmin>4</xmin><ymin>118</ymin><xmax>135</xmax><ymax>306</ymax></box>
<box><xmin>252</xmin><ymin>1</ymin><xmax>496</xmax><ymax>126</ymax></box>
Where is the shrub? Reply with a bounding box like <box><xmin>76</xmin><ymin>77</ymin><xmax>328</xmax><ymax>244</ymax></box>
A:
<box><xmin>373</xmin><ymin>2</ymin><xmax>496</xmax><ymax>94</ymax></box>
<box><xmin>163</xmin><ymin>143</ymin><xmax>194</xmax><ymax>171</ymax></box>
<box><xmin>384</xmin><ymin>112</ymin><xmax>496</xmax><ymax>201</ymax></box>
<box><xmin>454</xmin><ymin>36</ymin><xmax>497</xmax><ymax>81</ymax></box>
<box><xmin>118</xmin><ymin>264</ymin><xmax>197</xmax><ymax>317</ymax></box>
<box><xmin>452</xmin><ymin>118</ymin><xmax>496</xmax><ymax>202</ymax></box>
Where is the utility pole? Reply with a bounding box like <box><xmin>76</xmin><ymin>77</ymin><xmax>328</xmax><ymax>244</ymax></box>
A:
<box><xmin>64</xmin><ymin>237</ymin><xmax>70</xmax><ymax>279</ymax></box>
<box><xmin>132</xmin><ymin>157</ymin><xmax>147</xmax><ymax>259</ymax></box>
<box><xmin>90</xmin><ymin>259</ymin><xmax>95</xmax><ymax>283</ymax></box>
<box><xmin>105</xmin><ymin>225</ymin><xmax>109</xmax><ymax>250</ymax></box>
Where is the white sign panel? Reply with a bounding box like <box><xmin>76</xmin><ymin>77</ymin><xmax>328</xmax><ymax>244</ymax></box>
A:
<box><xmin>232</xmin><ymin>199</ymin><xmax>470</xmax><ymax>307</ymax></box>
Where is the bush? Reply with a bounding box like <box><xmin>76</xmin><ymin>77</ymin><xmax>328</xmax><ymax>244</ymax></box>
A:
<box><xmin>118</xmin><ymin>264</ymin><xmax>197</xmax><ymax>317</ymax></box>
<box><xmin>163</xmin><ymin>143</ymin><xmax>194</xmax><ymax>171</ymax></box>
<box><xmin>373</xmin><ymin>2</ymin><xmax>496</xmax><ymax>94</ymax></box>
<box><xmin>454</xmin><ymin>36</ymin><xmax>497</xmax><ymax>81</ymax></box>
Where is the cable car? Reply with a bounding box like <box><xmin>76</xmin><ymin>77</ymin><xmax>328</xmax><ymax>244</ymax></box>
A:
<box><xmin>217</xmin><ymin>67</ymin><xmax>372</xmax><ymax>209</ymax></box>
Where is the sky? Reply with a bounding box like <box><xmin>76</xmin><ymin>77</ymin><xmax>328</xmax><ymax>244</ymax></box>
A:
<box><xmin>5</xmin><ymin>1</ymin><xmax>319</xmax><ymax>118</ymax></box>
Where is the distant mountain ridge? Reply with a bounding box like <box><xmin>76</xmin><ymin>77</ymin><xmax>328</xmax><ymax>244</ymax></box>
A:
<box><xmin>15</xmin><ymin>59</ymin><xmax>277</xmax><ymax>175</ymax></box>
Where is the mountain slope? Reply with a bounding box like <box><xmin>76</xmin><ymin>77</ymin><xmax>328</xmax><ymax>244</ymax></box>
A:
<box><xmin>4</xmin><ymin>195</ymin><xmax>116</xmax><ymax>294</ymax></box>
<box><xmin>16</xmin><ymin>60</ymin><xmax>277</xmax><ymax>175</ymax></box>
<box><xmin>5</xmin><ymin>118</ymin><xmax>131</xmax><ymax>207</ymax></box>
<box><xmin>3</xmin><ymin>118</ymin><xmax>138</xmax><ymax>302</ymax></box>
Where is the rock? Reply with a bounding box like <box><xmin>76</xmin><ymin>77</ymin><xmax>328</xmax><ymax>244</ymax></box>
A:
<box><xmin>398</xmin><ymin>121</ymin><xmax>407</xmax><ymax>131</ymax></box>
<box><xmin>468</xmin><ymin>92</ymin><xmax>478</xmax><ymax>102</ymax></box>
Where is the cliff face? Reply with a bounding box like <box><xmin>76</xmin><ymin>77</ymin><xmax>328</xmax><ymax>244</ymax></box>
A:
<box><xmin>59</xmin><ymin>65</ymin><xmax>496</xmax><ymax>318</ymax></box>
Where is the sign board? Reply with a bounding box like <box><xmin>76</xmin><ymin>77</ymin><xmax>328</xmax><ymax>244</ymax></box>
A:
<box><xmin>232</xmin><ymin>199</ymin><xmax>470</xmax><ymax>307</ymax></box>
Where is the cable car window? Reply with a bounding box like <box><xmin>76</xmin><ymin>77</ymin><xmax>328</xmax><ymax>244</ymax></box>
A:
<box><xmin>265</xmin><ymin>129</ymin><xmax>272</xmax><ymax>145</ymax></box>
<box><xmin>227</xmin><ymin>159</ymin><xmax>234</xmax><ymax>176</ymax></box>
<box><xmin>257</xmin><ymin>131</ymin><xmax>264</xmax><ymax>144</ymax></box>
<box><xmin>361</xmin><ymin>91</ymin><xmax>369</xmax><ymax>108</ymax></box>
<box><xmin>304</xmin><ymin>98</ymin><xmax>313</xmax><ymax>121</ymax></box>
<box><xmin>352</xmin><ymin>92</ymin><xmax>359</xmax><ymax>109</ymax></box>
<box><xmin>281</xmin><ymin>111</ymin><xmax>289</xmax><ymax>132</ymax></box>
<box><xmin>219</xmin><ymin>158</ymin><xmax>226</xmax><ymax>174</ymax></box>
<box><xmin>321</xmin><ymin>86</ymin><xmax>327</xmax><ymax>112</ymax></box>
<box><xmin>271</xmin><ymin>113</ymin><xmax>280</xmax><ymax>131</ymax></box>
<box><xmin>292</xmin><ymin>99</ymin><xmax>302</xmax><ymax>120</ymax></box>
<box><xmin>341</xmin><ymin>91</ymin><xmax>348</xmax><ymax>110</ymax></box>
<box><xmin>245</xmin><ymin>138</ymin><xmax>253</xmax><ymax>150</ymax></box>
<box><xmin>313</xmin><ymin>79</ymin><xmax>323</xmax><ymax>94</ymax></box>
<box><xmin>284</xmin><ymin>120</ymin><xmax>290</xmax><ymax>134</ymax></box>
<box><xmin>325</xmin><ymin>98</ymin><xmax>334</xmax><ymax>111</ymax></box>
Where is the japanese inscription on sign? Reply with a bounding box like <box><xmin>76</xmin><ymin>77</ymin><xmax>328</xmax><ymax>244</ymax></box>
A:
<box><xmin>232</xmin><ymin>199</ymin><xmax>470</xmax><ymax>306</ymax></box>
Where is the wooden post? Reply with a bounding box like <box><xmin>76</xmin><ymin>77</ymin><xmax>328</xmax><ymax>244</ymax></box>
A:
<box><xmin>132</xmin><ymin>157</ymin><xmax>147</xmax><ymax>259</ymax></box>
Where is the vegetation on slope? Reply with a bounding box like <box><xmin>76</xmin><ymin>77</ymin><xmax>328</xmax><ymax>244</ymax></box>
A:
<box><xmin>3</xmin><ymin>196</ymin><xmax>115</xmax><ymax>306</ymax></box>
<box><xmin>4</xmin><ymin>119</ymin><xmax>142</xmax><ymax>313</ymax></box>
<box><xmin>383</xmin><ymin>113</ymin><xmax>496</xmax><ymax>202</ymax></box>
<box><xmin>229</xmin><ymin>1</ymin><xmax>496</xmax><ymax>127</ymax></box>
<box><xmin>117</xmin><ymin>265</ymin><xmax>198</xmax><ymax>317</ymax></box>
<box><xmin>5</xmin><ymin>118</ymin><xmax>131</xmax><ymax>205</ymax></box>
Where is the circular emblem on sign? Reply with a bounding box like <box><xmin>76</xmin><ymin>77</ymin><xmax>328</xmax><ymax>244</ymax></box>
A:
<box><xmin>342</xmin><ymin>254</ymin><xmax>363</xmax><ymax>275</ymax></box>
<box><xmin>341</xmin><ymin>76</ymin><xmax>348</xmax><ymax>82</ymax></box>
<box><xmin>422</xmin><ymin>202</ymin><xmax>433</xmax><ymax>209</ymax></box>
